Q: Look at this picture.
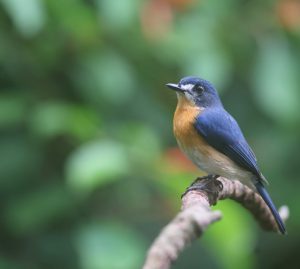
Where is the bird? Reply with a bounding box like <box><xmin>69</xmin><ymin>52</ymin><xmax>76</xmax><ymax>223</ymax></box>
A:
<box><xmin>166</xmin><ymin>76</ymin><xmax>286</xmax><ymax>234</ymax></box>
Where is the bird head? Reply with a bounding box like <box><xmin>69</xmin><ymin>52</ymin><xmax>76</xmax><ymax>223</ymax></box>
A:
<box><xmin>166</xmin><ymin>76</ymin><xmax>221</xmax><ymax>108</ymax></box>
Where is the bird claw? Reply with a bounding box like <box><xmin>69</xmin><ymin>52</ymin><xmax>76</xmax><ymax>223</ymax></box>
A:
<box><xmin>181</xmin><ymin>175</ymin><xmax>222</xmax><ymax>203</ymax></box>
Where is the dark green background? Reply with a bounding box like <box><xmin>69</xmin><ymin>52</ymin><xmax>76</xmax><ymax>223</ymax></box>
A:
<box><xmin>1</xmin><ymin>0</ymin><xmax>300</xmax><ymax>268</ymax></box>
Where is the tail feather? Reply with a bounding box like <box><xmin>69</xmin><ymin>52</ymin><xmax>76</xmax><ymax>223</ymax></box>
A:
<box><xmin>255</xmin><ymin>181</ymin><xmax>286</xmax><ymax>235</ymax></box>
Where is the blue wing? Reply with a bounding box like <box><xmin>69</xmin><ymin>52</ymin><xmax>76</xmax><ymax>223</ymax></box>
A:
<box><xmin>194</xmin><ymin>108</ymin><xmax>262</xmax><ymax>179</ymax></box>
<box><xmin>194</xmin><ymin>108</ymin><xmax>285</xmax><ymax>233</ymax></box>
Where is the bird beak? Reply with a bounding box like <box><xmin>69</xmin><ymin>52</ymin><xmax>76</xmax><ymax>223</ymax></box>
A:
<box><xmin>165</xmin><ymin>83</ymin><xmax>184</xmax><ymax>92</ymax></box>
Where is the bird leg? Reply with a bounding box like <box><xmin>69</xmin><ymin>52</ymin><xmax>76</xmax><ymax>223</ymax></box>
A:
<box><xmin>181</xmin><ymin>175</ymin><xmax>222</xmax><ymax>205</ymax></box>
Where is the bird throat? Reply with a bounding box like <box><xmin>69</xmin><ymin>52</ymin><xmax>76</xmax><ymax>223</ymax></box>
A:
<box><xmin>173</xmin><ymin>95</ymin><xmax>203</xmax><ymax>142</ymax></box>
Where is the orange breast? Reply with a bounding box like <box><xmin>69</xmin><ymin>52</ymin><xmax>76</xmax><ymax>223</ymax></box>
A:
<box><xmin>173</xmin><ymin>96</ymin><xmax>206</xmax><ymax>151</ymax></box>
<box><xmin>172</xmin><ymin>95</ymin><xmax>253</xmax><ymax>184</ymax></box>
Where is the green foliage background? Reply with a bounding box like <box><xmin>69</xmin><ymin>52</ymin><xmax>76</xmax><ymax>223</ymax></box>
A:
<box><xmin>1</xmin><ymin>0</ymin><xmax>300</xmax><ymax>268</ymax></box>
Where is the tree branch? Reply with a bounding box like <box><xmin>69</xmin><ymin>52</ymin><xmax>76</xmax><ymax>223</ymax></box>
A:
<box><xmin>142</xmin><ymin>176</ymin><xmax>289</xmax><ymax>269</ymax></box>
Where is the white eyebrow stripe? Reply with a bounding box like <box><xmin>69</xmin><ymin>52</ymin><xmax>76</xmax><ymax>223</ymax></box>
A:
<box><xmin>181</xmin><ymin>84</ymin><xmax>194</xmax><ymax>91</ymax></box>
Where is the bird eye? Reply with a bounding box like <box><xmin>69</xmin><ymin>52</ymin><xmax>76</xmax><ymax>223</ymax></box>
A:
<box><xmin>194</xmin><ymin>85</ymin><xmax>204</xmax><ymax>94</ymax></box>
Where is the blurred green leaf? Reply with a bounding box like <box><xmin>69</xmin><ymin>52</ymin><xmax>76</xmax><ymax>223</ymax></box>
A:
<box><xmin>163</xmin><ymin>14</ymin><xmax>232</xmax><ymax>90</ymax></box>
<box><xmin>29</xmin><ymin>101</ymin><xmax>100</xmax><ymax>141</ymax></box>
<box><xmin>0</xmin><ymin>257</ymin><xmax>22</xmax><ymax>269</ymax></box>
<box><xmin>74</xmin><ymin>51</ymin><xmax>136</xmax><ymax>106</ymax></box>
<box><xmin>45</xmin><ymin>0</ymin><xmax>98</xmax><ymax>43</ymax></box>
<box><xmin>75</xmin><ymin>221</ymin><xmax>145</xmax><ymax>269</ymax></box>
<box><xmin>66</xmin><ymin>140</ymin><xmax>130</xmax><ymax>193</ymax></box>
<box><xmin>204</xmin><ymin>201</ymin><xmax>256</xmax><ymax>269</ymax></box>
<box><xmin>253</xmin><ymin>39</ymin><xmax>300</xmax><ymax>125</ymax></box>
<box><xmin>0</xmin><ymin>136</ymin><xmax>40</xmax><ymax>188</ymax></box>
<box><xmin>0</xmin><ymin>94</ymin><xmax>27</xmax><ymax>128</ymax></box>
<box><xmin>0</xmin><ymin>0</ymin><xmax>299</xmax><ymax>267</ymax></box>
<box><xmin>95</xmin><ymin>0</ymin><xmax>140</xmax><ymax>30</ymax></box>
<box><xmin>118</xmin><ymin>123</ymin><xmax>161</xmax><ymax>166</ymax></box>
<box><xmin>1</xmin><ymin>0</ymin><xmax>46</xmax><ymax>37</ymax></box>
<box><xmin>4</xmin><ymin>184</ymin><xmax>74</xmax><ymax>235</ymax></box>
<box><xmin>183</xmin><ymin>48</ymin><xmax>232</xmax><ymax>91</ymax></box>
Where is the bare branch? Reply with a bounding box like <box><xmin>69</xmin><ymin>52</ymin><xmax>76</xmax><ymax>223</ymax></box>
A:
<box><xmin>142</xmin><ymin>176</ymin><xmax>289</xmax><ymax>269</ymax></box>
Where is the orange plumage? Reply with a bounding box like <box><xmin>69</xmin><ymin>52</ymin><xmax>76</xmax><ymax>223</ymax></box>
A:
<box><xmin>167</xmin><ymin>76</ymin><xmax>286</xmax><ymax>234</ymax></box>
<box><xmin>173</xmin><ymin>95</ymin><xmax>205</xmax><ymax>149</ymax></box>
<box><xmin>173</xmin><ymin>95</ymin><xmax>253</xmax><ymax>185</ymax></box>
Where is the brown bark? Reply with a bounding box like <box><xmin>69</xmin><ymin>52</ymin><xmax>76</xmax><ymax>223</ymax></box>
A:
<box><xmin>142</xmin><ymin>176</ymin><xmax>289</xmax><ymax>269</ymax></box>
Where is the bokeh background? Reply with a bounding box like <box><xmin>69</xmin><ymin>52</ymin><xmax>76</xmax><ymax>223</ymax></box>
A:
<box><xmin>1</xmin><ymin>0</ymin><xmax>300</xmax><ymax>268</ymax></box>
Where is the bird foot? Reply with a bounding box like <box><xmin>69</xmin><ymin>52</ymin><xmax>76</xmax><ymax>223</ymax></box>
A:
<box><xmin>181</xmin><ymin>175</ymin><xmax>222</xmax><ymax>204</ymax></box>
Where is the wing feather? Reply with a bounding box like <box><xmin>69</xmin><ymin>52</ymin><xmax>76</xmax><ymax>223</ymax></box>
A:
<box><xmin>194</xmin><ymin>108</ymin><xmax>262</xmax><ymax>178</ymax></box>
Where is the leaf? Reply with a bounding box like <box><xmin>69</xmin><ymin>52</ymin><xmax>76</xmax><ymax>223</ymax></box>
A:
<box><xmin>204</xmin><ymin>200</ymin><xmax>256</xmax><ymax>269</ymax></box>
<box><xmin>45</xmin><ymin>0</ymin><xmax>98</xmax><ymax>43</ymax></box>
<box><xmin>118</xmin><ymin>124</ymin><xmax>161</xmax><ymax>165</ymax></box>
<box><xmin>75</xmin><ymin>221</ymin><xmax>145</xmax><ymax>269</ymax></box>
<box><xmin>29</xmin><ymin>102</ymin><xmax>100</xmax><ymax>141</ymax></box>
<box><xmin>0</xmin><ymin>136</ymin><xmax>40</xmax><ymax>188</ymax></box>
<box><xmin>95</xmin><ymin>0</ymin><xmax>140</xmax><ymax>30</ymax></box>
<box><xmin>66</xmin><ymin>140</ymin><xmax>130</xmax><ymax>193</ymax></box>
<box><xmin>253</xmin><ymin>39</ymin><xmax>300</xmax><ymax>125</ymax></box>
<box><xmin>0</xmin><ymin>257</ymin><xmax>22</xmax><ymax>269</ymax></box>
<box><xmin>0</xmin><ymin>94</ymin><xmax>27</xmax><ymax>128</ymax></box>
<box><xmin>74</xmin><ymin>51</ymin><xmax>136</xmax><ymax>106</ymax></box>
<box><xmin>4</xmin><ymin>184</ymin><xmax>74</xmax><ymax>235</ymax></box>
<box><xmin>1</xmin><ymin>0</ymin><xmax>46</xmax><ymax>37</ymax></box>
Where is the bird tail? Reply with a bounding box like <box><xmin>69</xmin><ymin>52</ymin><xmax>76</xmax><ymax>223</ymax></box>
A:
<box><xmin>255</xmin><ymin>181</ymin><xmax>286</xmax><ymax>235</ymax></box>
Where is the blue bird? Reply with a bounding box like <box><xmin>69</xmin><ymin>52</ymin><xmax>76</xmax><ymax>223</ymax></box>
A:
<box><xmin>166</xmin><ymin>76</ymin><xmax>286</xmax><ymax>234</ymax></box>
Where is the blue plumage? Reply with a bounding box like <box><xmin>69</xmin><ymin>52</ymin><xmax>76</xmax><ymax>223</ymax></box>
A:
<box><xmin>255</xmin><ymin>181</ymin><xmax>286</xmax><ymax>234</ymax></box>
<box><xmin>166</xmin><ymin>76</ymin><xmax>286</xmax><ymax>234</ymax></box>
<box><xmin>194</xmin><ymin>106</ymin><xmax>287</xmax><ymax>234</ymax></box>
<box><xmin>194</xmin><ymin>107</ymin><xmax>262</xmax><ymax>180</ymax></box>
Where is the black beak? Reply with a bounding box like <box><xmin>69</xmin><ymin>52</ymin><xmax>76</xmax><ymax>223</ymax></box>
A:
<box><xmin>165</xmin><ymin>83</ymin><xmax>184</xmax><ymax>92</ymax></box>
